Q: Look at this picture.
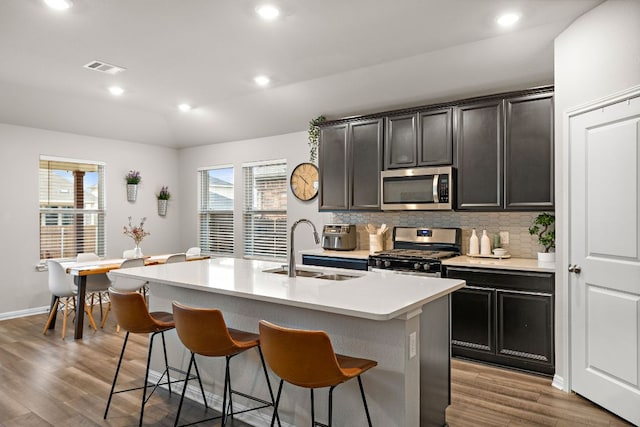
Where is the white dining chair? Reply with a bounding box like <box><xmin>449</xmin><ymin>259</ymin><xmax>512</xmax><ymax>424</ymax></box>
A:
<box><xmin>77</xmin><ymin>252</ymin><xmax>112</xmax><ymax>324</ymax></box>
<box><xmin>103</xmin><ymin>257</ymin><xmax>148</xmax><ymax>329</ymax></box>
<box><xmin>43</xmin><ymin>260</ymin><xmax>97</xmax><ymax>339</ymax></box>
<box><xmin>186</xmin><ymin>247</ymin><xmax>201</xmax><ymax>257</ymax></box>
<box><xmin>166</xmin><ymin>253</ymin><xmax>187</xmax><ymax>263</ymax></box>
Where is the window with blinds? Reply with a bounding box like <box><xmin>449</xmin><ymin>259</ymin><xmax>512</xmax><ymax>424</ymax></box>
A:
<box><xmin>39</xmin><ymin>157</ymin><xmax>106</xmax><ymax>260</ymax></box>
<box><xmin>198</xmin><ymin>166</ymin><xmax>234</xmax><ymax>255</ymax></box>
<box><xmin>243</xmin><ymin>160</ymin><xmax>287</xmax><ymax>260</ymax></box>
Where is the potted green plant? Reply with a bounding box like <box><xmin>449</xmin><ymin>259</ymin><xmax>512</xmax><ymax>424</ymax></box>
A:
<box><xmin>125</xmin><ymin>170</ymin><xmax>141</xmax><ymax>202</ymax></box>
<box><xmin>529</xmin><ymin>212</ymin><xmax>555</xmax><ymax>263</ymax></box>
<box><xmin>157</xmin><ymin>186</ymin><xmax>170</xmax><ymax>216</ymax></box>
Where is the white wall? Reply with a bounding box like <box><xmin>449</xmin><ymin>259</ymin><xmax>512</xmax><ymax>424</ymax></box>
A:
<box><xmin>0</xmin><ymin>123</ymin><xmax>181</xmax><ymax>317</ymax></box>
<box><xmin>177</xmin><ymin>130</ymin><xmax>331</xmax><ymax>262</ymax></box>
<box><xmin>554</xmin><ymin>0</ymin><xmax>640</xmax><ymax>390</ymax></box>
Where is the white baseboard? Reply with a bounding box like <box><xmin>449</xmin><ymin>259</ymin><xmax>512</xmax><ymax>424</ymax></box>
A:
<box><xmin>552</xmin><ymin>374</ymin><xmax>566</xmax><ymax>391</ymax></box>
<box><xmin>148</xmin><ymin>369</ymin><xmax>291</xmax><ymax>427</ymax></box>
<box><xmin>0</xmin><ymin>306</ymin><xmax>49</xmax><ymax>321</ymax></box>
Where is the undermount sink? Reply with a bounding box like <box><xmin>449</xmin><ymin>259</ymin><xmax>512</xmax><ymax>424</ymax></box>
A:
<box><xmin>263</xmin><ymin>267</ymin><xmax>360</xmax><ymax>281</ymax></box>
<box><xmin>314</xmin><ymin>273</ymin><xmax>359</xmax><ymax>281</ymax></box>
<box><xmin>263</xmin><ymin>267</ymin><xmax>322</xmax><ymax>278</ymax></box>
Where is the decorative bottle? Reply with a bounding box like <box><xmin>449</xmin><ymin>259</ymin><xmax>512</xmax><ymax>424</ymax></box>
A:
<box><xmin>481</xmin><ymin>229</ymin><xmax>491</xmax><ymax>255</ymax></box>
<box><xmin>469</xmin><ymin>229</ymin><xmax>479</xmax><ymax>255</ymax></box>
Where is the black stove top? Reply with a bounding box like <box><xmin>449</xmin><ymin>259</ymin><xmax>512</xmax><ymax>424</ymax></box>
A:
<box><xmin>368</xmin><ymin>227</ymin><xmax>461</xmax><ymax>274</ymax></box>
<box><xmin>373</xmin><ymin>249</ymin><xmax>458</xmax><ymax>260</ymax></box>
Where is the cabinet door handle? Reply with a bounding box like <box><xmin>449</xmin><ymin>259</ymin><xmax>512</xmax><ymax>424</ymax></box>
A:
<box><xmin>568</xmin><ymin>264</ymin><xmax>582</xmax><ymax>274</ymax></box>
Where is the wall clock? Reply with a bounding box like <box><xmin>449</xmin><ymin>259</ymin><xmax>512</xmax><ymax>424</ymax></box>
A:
<box><xmin>290</xmin><ymin>162</ymin><xmax>319</xmax><ymax>201</ymax></box>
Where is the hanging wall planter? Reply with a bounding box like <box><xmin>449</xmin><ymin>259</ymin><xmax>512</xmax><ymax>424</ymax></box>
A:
<box><xmin>157</xmin><ymin>186</ymin><xmax>170</xmax><ymax>216</ymax></box>
<box><xmin>157</xmin><ymin>199</ymin><xmax>168</xmax><ymax>216</ymax></box>
<box><xmin>126</xmin><ymin>184</ymin><xmax>138</xmax><ymax>202</ymax></box>
<box><xmin>125</xmin><ymin>170</ymin><xmax>141</xmax><ymax>203</ymax></box>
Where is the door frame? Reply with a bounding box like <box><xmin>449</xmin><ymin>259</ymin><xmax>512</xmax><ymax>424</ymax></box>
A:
<box><xmin>560</xmin><ymin>84</ymin><xmax>640</xmax><ymax>393</ymax></box>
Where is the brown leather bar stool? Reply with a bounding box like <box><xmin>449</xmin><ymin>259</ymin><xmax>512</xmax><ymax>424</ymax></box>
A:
<box><xmin>172</xmin><ymin>302</ymin><xmax>280</xmax><ymax>427</ymax></box>
<box><xmin>104</xmin><ymin>288</ymin><xmax>206</xmax><ymax>426</ymax></box>
<box><xmin>258</xmin><ymin>320</ymin><xmax>377</xmax><ymax>427</ymax></box>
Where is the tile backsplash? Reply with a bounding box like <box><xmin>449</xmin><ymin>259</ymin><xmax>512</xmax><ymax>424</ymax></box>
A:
<box><xmin>332</xmin><ymin>211</ymin><xmax>548</xmax><ymax>259</ymax></box>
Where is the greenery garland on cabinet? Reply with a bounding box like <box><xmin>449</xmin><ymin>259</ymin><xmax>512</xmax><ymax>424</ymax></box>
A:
<box><xmin>308</xmin><ymin>115</ymin><xmax>326</xmax><ymax>164</ymax></box>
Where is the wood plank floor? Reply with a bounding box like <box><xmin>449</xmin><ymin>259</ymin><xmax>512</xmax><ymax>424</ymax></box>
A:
<box><xmin>446</xmin><ymin>359</ymin><xmax>633</xmax><ymax>427</ymax></box>
<box><xmin>0</xmin><ymin>310</ymin><xmax>633</xmax><ymax>426</ymax></box>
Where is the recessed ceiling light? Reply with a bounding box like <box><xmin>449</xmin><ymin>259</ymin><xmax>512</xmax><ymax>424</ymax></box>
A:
<box><xmin>178</xmin><ymin>103</ymin><xmax>192</xmax><ymax>112</ymax></box>
<box><xmin>254</xmin><ymin>75</ymin><xmax>270</xmax><ymax>86</ymax></box>
<box><xmin>44</xmin><ymin>0</ymin><xmax>73</xmax><ymax>11</ymax></box>
<box><xmin>108</xmin><ymin>86</ymin><xmax>124</xmax><ymax>96</ymax></box>
<box><xmin>496</xmin><ymin>13</ymin><xmax>520</xmax><ymax>27</ymax></box>
<box><xmin>256</xmin><ymin>4</ymin><xmax>280</xmax><ymax>20</ymax></box>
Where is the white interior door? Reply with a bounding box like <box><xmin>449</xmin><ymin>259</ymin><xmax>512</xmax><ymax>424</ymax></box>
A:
<box><xmin>569</xmin><ymin>93</ymin><xmax>640</xmax><ymax>426</ymax></box>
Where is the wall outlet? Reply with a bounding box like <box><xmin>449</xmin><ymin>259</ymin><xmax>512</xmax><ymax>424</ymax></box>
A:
<box><xmin>499</xmin><ymin>231</ymin><xmax>510</xmax><ymax>245</ymax></box>
<box><xmin>409</xmin><ymin>332</ymin><xmax>417</xmax><ymax>359</ymax></box>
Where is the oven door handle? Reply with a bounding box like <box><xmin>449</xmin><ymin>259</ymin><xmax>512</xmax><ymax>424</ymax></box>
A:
<box><xmin>370</xmin><ymin>267</ymin><xmax>441</xmax><ymax>278</ymax></box>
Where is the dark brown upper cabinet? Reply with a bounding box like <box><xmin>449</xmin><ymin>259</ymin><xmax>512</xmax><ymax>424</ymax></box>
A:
<box><xmin>319</xmin><ymin>118</ymin><xmax>383</xmax><ymax>211</ymax></box>
<box><xmin>385</xmin><ymin>108</ymin><xmax>453</xmax><ymax>169</ymax></box>
<box><xmin>418</xmin><ymin>108</ymin><xmax>453</xmax><ymax>166</ymax></box>
<box><xmin>504</xmin><ymin>92</ymin><xmax>554</xmax><ymax>209</ymax></box>
<box><xmin>456</xmin><ymin>90</ymin><xmax>554</xmax><ymax>211</ymax></box>
<box><xmin>317</xmin><ymin>86</ymin><xmax>553</xmax><ymax>212</ymax></box>
<box><xmin>456</xmin><ymin>99</ymin><xmax>504</xmax><ymax>210</ymax></box>
<box><xmin>318</xmin><ymin>123</ymin><xmax>349</xmax><ymax>210</ymax></box>
<box><xmin>385</xmin><ymin>113</ymin><xmax>416</xmax><ymax>169</ymax></box>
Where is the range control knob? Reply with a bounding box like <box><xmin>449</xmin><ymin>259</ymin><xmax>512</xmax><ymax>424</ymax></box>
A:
<box><xmin>384</xmin><ymin>260</ymin><xmax>392</xmax><ymax>268</ymax></box>
<box><xmin>414</xmin><ymin>263</ymin><xmax>422</xmax><ymax>270</ymax></box>
<box><xmin>375</xmin><ymin>259</ymin><xmax>382</xmax><ymax>268</ymax></box>
<box><xmin>424</xmin><ymin>263</ymin><xmax>436</xmax><ymax>272</ymax></box>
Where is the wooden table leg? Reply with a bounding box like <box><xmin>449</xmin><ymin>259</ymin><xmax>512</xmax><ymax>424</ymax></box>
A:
<box><xmin>74</xmin><ymin>275</ymin><xmax>86</xmax><ymax>339</ymax></box>
<box><xmin>47</xmin><ymin>294</ymin><xmax>58</xmax><ymax>330</ymax></box>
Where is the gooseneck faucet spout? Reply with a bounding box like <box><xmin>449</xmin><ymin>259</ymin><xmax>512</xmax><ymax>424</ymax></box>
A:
<box><xmin>289</xmin><ymin>219</ymin><xmax>320</xmax><ymax>278</ymax></box>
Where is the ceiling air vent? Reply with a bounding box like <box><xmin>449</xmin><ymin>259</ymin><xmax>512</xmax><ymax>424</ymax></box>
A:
<box><xmin>83</xmin><ymin>60</ymin><xmax>126</xmax><ymax>75</ymax></box>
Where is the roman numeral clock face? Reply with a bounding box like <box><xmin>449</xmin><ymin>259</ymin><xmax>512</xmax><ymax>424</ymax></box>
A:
<box><xmin>290</xmin><ymin>162</ymin><xmax>319</xmax><ymax>201</ymax></box>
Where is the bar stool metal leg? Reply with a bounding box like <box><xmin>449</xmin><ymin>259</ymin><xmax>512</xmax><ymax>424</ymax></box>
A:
<box><xmin>174</xmin><ymin>353</ymin><xmax>211</xmax><ymax>427</ymax></box>
<box><xmin>358</xmin><ymin>376</ymin><xmax>373</xmax><ymax>427</ymax></box>
<box><xmin>104</xmin><ymin>331</ymin><xmax>130</xmax><ymax>419</ymax></box>
<box><xmin>161</xmin><ymin>331</ymin><xmax>172</xmax><ymax>395</ymax></box>
<box><xmin>257</xmin><ymin>347</ymin><xmax>281</xmax><ymax>427</ymax></box>
<box><xmin>174</xmin><ymin>353</ymin><xmax>194</xmax><ymax>427</ymax></box>
<box><xmin>270</xmin><ymin>380</ymin><xmax>284</xmax><ymax>427</ymax></box>
<box><xmin>139</xmin><ymin>331</ymin><xmax>156</xmax><ymax>426</ymax></box>
<box><xmin>311</xmin><ymin>388</ymin><xmax>316</xmax><ymax>427</ymax></box>
<box><xmin>191</xmin><ymin>354</ymin><xmax>209</xmax><ymax>410</ymax></box>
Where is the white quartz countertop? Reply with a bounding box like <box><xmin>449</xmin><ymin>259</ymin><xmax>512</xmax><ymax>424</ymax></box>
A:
<box><xmin>110</xmin><ymin>257</ymin><xmax>465</xmax><ymax>321</ymax></box>
<box><xmin>299</xmin><ymin>248</ymin><xmax>371</xmax><ymax>259</ymax></box>
<box><xmin>443</xmin><ymin>255</ymin><xmax>556</xmax><ymax>273</ymax></box>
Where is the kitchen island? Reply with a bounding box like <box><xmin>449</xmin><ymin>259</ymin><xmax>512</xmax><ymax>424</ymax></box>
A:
<box><xmin>110</xmin><ymin>258</ymin><xmax>465</xmax><ymax>427</ymax></box>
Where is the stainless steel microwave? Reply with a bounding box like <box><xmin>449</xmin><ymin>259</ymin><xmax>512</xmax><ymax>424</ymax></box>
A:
<box><xmin>380</xmin><ymin>166</ymin><xmax>453</xmax><ymax>210</ymax></box>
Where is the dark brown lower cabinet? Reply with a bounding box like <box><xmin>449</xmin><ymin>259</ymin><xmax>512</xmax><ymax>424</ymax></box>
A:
<box><xmin>444</xmin><ymin>266</ymin><xmax>555</xmax><ymax>376</ymax></box>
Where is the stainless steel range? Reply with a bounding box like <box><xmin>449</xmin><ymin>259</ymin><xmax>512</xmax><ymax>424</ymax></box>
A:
<box><xmin>368</xmin><ymin>227</ymin><xmax>461</xmax><ymax>276</ymax></box>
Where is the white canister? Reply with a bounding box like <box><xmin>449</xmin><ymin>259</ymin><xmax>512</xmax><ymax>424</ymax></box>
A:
<box><xmin>369</xmin><ymin>234</ymin><xmax>384</xmax><ymax>254</ymax></box>
<box><xmin>480</xmin><ymin>229</ymin><xmax>492</xmax><ymax>255</ymax></box>
<box><xmin>469</xmin><ymin>229</ymin><xmax>479</xmax><ymax>255</ymax></box>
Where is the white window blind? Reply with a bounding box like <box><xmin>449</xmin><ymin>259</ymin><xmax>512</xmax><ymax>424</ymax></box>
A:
<box><xmin>198</xmin><ymin>167</ymin><xmax>234</xmax><ymax>255</ymax></box>
<box><xmin>243</xmin><ymin>160</ymin><xmax>287</xmax><ymax>260</ymax></box>
<box><xmin>39</xmin><ymin>157</ymin><xmax>106</xmax><ymax>260</ymax></box>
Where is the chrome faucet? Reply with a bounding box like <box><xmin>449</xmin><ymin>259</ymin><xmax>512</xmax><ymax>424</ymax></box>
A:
<box><xmin>289</xmin><ymin>219</ymin><xmax>320</xmax><ymax>277</ymax></box>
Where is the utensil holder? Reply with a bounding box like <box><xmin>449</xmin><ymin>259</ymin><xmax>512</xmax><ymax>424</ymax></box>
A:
<box><xmin>369</xmin><ymin>234</ymin><xmax>384</xmax><ymax>254</ymax></box>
